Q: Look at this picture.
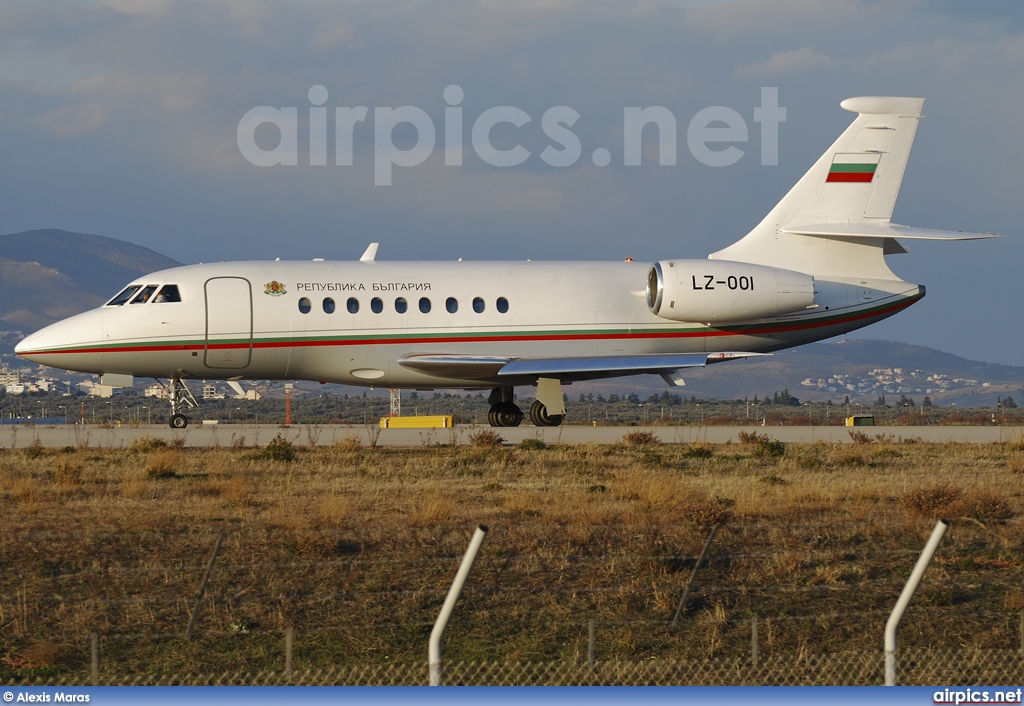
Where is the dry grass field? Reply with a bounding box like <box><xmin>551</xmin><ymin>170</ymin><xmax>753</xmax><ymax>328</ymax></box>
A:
<box><xmin>2</xmin><ymin>432</ymin><xmax>1024</xmax><ymax>683</ymax></box>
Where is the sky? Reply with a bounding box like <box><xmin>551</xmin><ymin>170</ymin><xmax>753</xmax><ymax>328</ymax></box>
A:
<box><xmin>1</xmin><ymin>0</ymin><xmax>1022</xmax><ymax>364</ymax></box>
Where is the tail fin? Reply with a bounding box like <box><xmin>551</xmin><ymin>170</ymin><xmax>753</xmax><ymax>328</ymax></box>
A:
<box><xmin>711</xmin><ymin>97</ymin><xmax>991</xmax><ymax>280</ymax></box>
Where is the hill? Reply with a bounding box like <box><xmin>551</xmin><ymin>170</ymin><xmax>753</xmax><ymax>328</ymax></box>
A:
<box><xmin>581</xmin><ymin>339</ymin><xmax>1024</xmax><ymax>407</ymax></box>
<box><xmin>0</xmin><ymin>229</ymin><xmax>182</xmax><ymax>331</ymax></box>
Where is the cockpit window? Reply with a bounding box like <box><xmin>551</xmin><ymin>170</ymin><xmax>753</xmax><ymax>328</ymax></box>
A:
<box><xmin>130</xmin><ymin>285</ymin><xmax>159</xmax><ymax>304</ymax></box>
<box><xmin>153</xmin><ymin>284</ymin><xmax>181</xmax><ymax>303</ymax></box>
<box><xmin>106</xmin><ymin>285</ymin><xmax>142</xmax><ymax>306</ymax></box>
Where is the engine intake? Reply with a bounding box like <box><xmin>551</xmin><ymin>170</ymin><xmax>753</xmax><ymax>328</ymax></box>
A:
<box><xmin>646</xmin><ymin>259</ymin><xmax>815</xmax><ymax>323</ymax></box>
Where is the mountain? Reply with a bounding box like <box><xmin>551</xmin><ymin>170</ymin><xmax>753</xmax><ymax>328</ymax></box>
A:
<box><xmin>576</xmin><ymin>339</ymin><xmax>1024</xmax><ymax>407</ymax></box>
<box><xmin>0</xmin><ymin>229</ymin><xmax>182</xmax><ymax>331</ymax></box>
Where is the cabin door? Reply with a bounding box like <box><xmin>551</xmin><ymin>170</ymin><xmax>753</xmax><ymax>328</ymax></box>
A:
<box><xmin>205</xmin><ymin>277</ymin><xmax>253</xmax><ymax>369</ymax></box>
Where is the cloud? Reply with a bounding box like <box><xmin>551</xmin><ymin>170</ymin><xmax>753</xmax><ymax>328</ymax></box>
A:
<box><xmin>311</xmin><ymin>21</ymin><xmax>354</xmax><ymax>52</ymax></box>
<box><xmin>497</xmin><ymin>186</ymin><xmax>563</xmax><ymax>212</ymax></box>
<box><xmin>95</xmin><ymin>0</ymin><xmax>169</xmax><ymax>16</ymax></box>
<box><xmin>857</xmin><ymin>35</ymin><xmax>1024</xmax><ymax>74</ymax></box>
<box><xmin>38</xmin><ymin>102</ymin><xmax>107</xmax><ymax>136</ymax></box>
<box><xmin>731</xmin><ymin>46</ymin><xmax>835</xmax><ymax>80</ymax></box>
<box><xmin>70</xmin><ymin>71</ymin><xmax>205</xmax><ymax>113</ymax></box>
<box><xmin>687</xmin><ymin>0</ymin><xmax>863</xmax><ymax>38</ymax></box>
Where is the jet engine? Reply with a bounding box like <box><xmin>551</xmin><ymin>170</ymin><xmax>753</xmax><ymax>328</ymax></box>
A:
<box><xmin>646</xmin><ymin>259</ymin><xmax>815</xmax><ymax>323</ymax></box>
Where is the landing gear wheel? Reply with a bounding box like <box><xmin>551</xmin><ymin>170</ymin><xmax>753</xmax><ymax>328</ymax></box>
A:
<box><xmin>165</xmin><ymin>377</ymin><xmax>197</xmax><ymax>429</ymax></box>
<box><xmin>530</xmin><ymin>400</ymin><xmax>563</xmax><ymax>427</ymax></box>
<box><xmin>489</xmin><ymin>402</ymin><xmax>523</xmax><ymax>427</ymax></box>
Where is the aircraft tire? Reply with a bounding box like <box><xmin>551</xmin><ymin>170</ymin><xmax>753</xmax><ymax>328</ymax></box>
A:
<box><xmin>169</xmin><ymin>414</ymin><xmax>189</xmax><ymax>429</ymax></box>
<box><xmin>530</xmin><ymin>400</ymin><xmax>563</xmax><ymax>427</ymax></box>
<box><xmin>491</xmin><ymin>402</ymin><xmax>523</xmax><ymax>427</ymax></box>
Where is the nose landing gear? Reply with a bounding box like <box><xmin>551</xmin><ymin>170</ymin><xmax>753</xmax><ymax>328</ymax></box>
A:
<box><xmin>163</xmin><ymin>377</ymin><xmax>198</xmax><ymax>429</ymax></box>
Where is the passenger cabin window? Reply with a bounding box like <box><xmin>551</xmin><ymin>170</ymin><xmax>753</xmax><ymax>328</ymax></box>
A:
<box><xmin>419</xmin><ymin>297</ymin><xmax>431</xmax><ymax>313</ymax></box>
<box><xmin>472</xmin><ymin>297</ymin><xmax>485</xmax><ymax>313</ymax></box>
<box><xmin>496</xmin><ymin>297</ymin><xmax>509</xmax><ymax>313</ymax></box>
<box><xmin>106</xmin><ymin>285</ymin><xmax>142</xmax><ymax>306</ymax></box>
<box><xmin>347</xmin><ymin>297</ymin><xmax>359</xmax><ymax>314</ymax></box>
<box><xmin>371</xmin><ymin>297</ymin><xmax>383</xmax><ymax>314</ymax></box>
<box><xmin>153</xmin><ymin>285</ymin><xmax>181</xmax><ymax>303</ymax></box>
<box><xmin>298</xmin><ymin>297</ymin><xmax>311</xmax><ymax>314</ymax></box>
<box><xmin>130</xmin><ymin>285</ymin><xmax>159</xmax><ymax>304</ymax></box>
<box><xmin>323</xmin><ymin>297</ymin><xmax>336</xmax><ymax>314</ymax></box>
<box><xmin>395</xmin><ymin>297</ymin><xmax>408</xmax><ymax>314</ymax></box>
<box><xmin>446</xmin><ymin>297</ymin><xmax>458</xmax><ymax>313</ymax></box>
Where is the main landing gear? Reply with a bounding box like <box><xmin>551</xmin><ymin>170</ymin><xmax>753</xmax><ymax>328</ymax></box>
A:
<box><xmin>487</xmin><ymin>387</ymin><xmax>523</xmax><ymax>427</ymax></box>
<box><xmin>530</xmin><ymin>399</ymin><xmax>563</xmax><ymax>427</ymax></box>
<box><xmin>487</xmin><ymin>381</ymin><xmax>566</xmax><ymax>428</ymax></box>
<box><xmin>164</xmin><ymin>377</ymin><xmax>198</xmax><ymax>429</ymax></box>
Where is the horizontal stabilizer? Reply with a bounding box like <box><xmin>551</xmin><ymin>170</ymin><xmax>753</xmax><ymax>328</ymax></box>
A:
<box><xmin>782</xmin><ymin>223</ymin><xmax>999</xmax><ymax>241</ymax></box>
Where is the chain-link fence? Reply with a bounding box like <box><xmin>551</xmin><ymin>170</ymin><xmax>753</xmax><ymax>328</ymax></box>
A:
<box><xmin>9</xmin><ymin>649</ymin><xmax>1024</xmax><ymax>687</ymax></box>
<box><xmin>6</xmin><ymin>516</ymin><xmax>1024</xmax><ymax>686</ymax></box>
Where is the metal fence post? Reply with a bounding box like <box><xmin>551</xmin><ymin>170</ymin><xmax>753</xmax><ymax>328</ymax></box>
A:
<box><xmin>90</xmin><ymin>632</ymin><xmax>99</xmax><ymax>685</ymax></box>
<box><xmin>671</xmin><ymin>524</ymin><xmax>720</xmax><ymax>627</ymax></box>
<box><xmin>185</xmin><ymin>532</ymin><xmax>225</xmax><ymax>639</ymax></box>
<box><xmin>751</xmin><ymin>616</ymin><xmax>758</xmax><ymax>668</ymax></box>
<box><xmin>285</xmin><ymin>626</ymin><xmax>293</xmax><ymax>680</ymax></box>
<box><xmin>885</xmin><ymin>519</ymin><xmax>948</xmax><ymax>685</ymax></box>
<box><xmin>588</xmin><ymin>617</ymin><xmax>595</xmax><ymax>669</ymax></box>
<box><xmin>429</xmin><ymin>525</ymin><xmax>488</xmax><ymax>686</ymax></box>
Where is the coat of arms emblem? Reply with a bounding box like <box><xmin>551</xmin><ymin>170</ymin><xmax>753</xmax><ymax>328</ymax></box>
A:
<box><xmin>264</xmin><ymin>281</ymin><xmax>287</xmax><ymax>296</ymax></box>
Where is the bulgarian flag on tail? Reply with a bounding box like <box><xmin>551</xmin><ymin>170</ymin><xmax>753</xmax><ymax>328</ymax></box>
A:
<box><xmin>826</xmin><ymin>152</ymin><xmax>881</xmax><ymax>183</ymax></box>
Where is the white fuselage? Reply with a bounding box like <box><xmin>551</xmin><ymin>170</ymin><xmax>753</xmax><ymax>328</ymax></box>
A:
<box><xmin>15</xmin><ymin>258</ymin><xmax>922</xmax><ymax>389</ymax></box>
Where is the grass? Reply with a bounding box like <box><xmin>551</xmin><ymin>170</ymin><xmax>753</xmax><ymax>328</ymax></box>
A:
<box><xmin>1</xmin><ymin>440</ymin><xmax>1023</xmax><ymax>681</ymax></box>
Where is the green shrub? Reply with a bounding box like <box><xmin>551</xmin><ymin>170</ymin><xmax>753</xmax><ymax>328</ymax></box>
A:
<box><xmin>258</xmin><ymin>434</ymin><xmax>297</xmax><ymax>462</ymax></box>
<box><xmin>23</xmin><ymin>439</ymin><xmax>46</xmax><ymax>459</ymax></box>
<box><xmin>753</xmin><ymin>439</ymin><xmax>785</xmax><ymax>458</ymax></box>
<box><xmin>623</xmin><ymin>431</ymin><xmax>659</xmax><ymax>446</ymax></box>
<box><xmin>129</xmin><ymin>436</ymin><xmax>168</xmax><ymax>453</ymax></box>
<box><xmin>681</xmin><ymin>444</ymin><xmax>714</xmax><ymax>459</ymax></box>
<box><xmin>469</xmin><ymin>430</ymin><xmax>504</xmax><ymax>448</ymax></box>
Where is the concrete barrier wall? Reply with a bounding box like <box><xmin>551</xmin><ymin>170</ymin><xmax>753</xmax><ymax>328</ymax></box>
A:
<box><xmin>5</xmin><ymin>423</ymin><xmax>1023</xmax><ymax>448</ymax></box>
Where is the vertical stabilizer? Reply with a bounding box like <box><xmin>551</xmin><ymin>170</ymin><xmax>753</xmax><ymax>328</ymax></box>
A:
<box><xmin>710</xmin><ymin>97</ymin><xmax>925</xmax><ymax>280</ymax></box>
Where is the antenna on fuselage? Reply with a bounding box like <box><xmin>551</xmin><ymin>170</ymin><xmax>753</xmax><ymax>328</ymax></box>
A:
<box><xmin>360</xmin><ymin>243</ymin><xmax>379</xmax><ymax>262</ymax></box>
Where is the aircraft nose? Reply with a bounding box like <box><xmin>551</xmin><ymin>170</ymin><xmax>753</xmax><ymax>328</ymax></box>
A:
<box><xmin>14</xmin><ymin>329</ymin><xmax>48</xmax><ymax>360</ymax></box>
<box><xmin>15</xmin><ymin>309</ymin><xmax>106</xmax><ymax>372</ymax></box>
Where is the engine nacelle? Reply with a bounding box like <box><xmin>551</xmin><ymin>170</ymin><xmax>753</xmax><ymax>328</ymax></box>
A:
<box><xmin>646</xmin><ymin>259</ymin><xmax>815</xmax><ymax>323</ymax></box>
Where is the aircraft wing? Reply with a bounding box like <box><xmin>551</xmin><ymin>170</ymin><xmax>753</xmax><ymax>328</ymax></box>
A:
<box><xmin>398</xmin><ymin>354</ymin><xmax>511</xmax><ymax>379</ymax></box>
<box><xmin>399</xmin><ymin>351</ymin><xmax>767</xmax><ymax>383</ymax></box>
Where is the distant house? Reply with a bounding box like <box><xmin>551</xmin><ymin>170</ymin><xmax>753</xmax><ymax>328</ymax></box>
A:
<box><xmin>144</xmin><ymin>383</ymin><xmax>168</xmax><ymax>399</ymax></box>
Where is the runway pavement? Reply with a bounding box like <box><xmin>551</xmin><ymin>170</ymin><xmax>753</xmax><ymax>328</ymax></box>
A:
<box><xmin>4</xmin><ymin>422</ymin><xmax>1023</xmax><ymax>448</ymax></box>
